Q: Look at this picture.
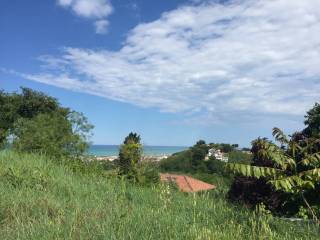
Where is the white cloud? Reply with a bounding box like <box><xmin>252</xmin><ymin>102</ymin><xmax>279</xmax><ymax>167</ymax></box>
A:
<box><xmin>57</xmin><ymin>0</ymin><xmax>113</xmax><ymax>34</ymax></box>
<box><xmin>25</xmin><ymin>0</ymin><xmax>320</xmax><ymax>122</ymax></box>
<box><xmin>94</xmin><ymin>19</ymin><xmax>109</xmax><ymax>34</ymax></box>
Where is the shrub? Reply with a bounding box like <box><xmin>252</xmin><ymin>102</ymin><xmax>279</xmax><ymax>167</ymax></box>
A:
<box><xmin>228</xmin><ymin>128</ymin><xmax>320</xmax><ymax>221</ymax></box>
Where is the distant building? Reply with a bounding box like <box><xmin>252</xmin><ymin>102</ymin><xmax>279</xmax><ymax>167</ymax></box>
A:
<box><xmin>205</xmin><ymin>148</ymin><xmax>228</xmax><ymax>162</ymax></box>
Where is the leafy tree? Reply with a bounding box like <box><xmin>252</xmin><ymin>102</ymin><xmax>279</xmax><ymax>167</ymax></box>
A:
<box><xmin>304</xmin><ymin>103</ymin><xmax>320</xmax><ymax>136</ymax></box>
<box><xmin>208</xmin><ymin>142</ymin><xmax>238</xmax><ymax>153</ymax></box>
<box><xmin>118</xmin><ymin>132</ymin><xmax>142</xmax><ymax>175</ymax></box>
<box><xmin>68</xmin><ymin>111</ymin><xmax>94</xmax><ymax>143</ymax></box>
<box><xmin>0</xmin><ymin>87</ymin><xmax>93</xmax><ymax>157</ymax></box>
<box><xmin>0</xmin><ymin>87</ymin><xmax>67</xmax><ymax>147</ymax></box>
<box><xmin>195</xmin><ymin>140</ymin><xmax>206</xmax><ymax>146</ymax></box>
<box><xmin>190</xmin><ymin>140</ymin><xmax>208</xmax><ymax>172</ymax></box>
<box><xmin>12</xmin><ymin>112</ymin><xmax>93</xmax><ymax>158</ymax></box>
<box><xmin>227</xmin><ymin>128</ymin><xmax>320</xmax><ymax>222</ymax></box>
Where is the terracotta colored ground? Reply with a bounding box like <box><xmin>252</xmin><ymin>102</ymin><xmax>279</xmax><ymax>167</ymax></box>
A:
<box><xmin>160</xmin><ymin>173</ymin><xmax>216</xmax><ymax>193</ymax></box>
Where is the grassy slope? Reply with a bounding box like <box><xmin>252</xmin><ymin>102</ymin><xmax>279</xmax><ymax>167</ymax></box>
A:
<box><xmin>0</xmin><ymin>151</ymin><xmax>319</xmax><ymax>240</ymax></box>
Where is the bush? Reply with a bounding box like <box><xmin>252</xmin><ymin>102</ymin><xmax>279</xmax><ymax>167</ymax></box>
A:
<box><xmin>228</xmin><ymin>176</ymin><xmax>286</xmax><ymax>213</ymax></box>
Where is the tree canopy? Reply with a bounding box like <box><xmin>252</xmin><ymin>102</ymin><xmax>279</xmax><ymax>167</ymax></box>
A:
<box><xmin>0</xmin><ymin>87</ymin><xmax>93</xmax><ymax>157</ymax></box>
<box><xmin>118</xmin><ymin>132</ymin><xmax>142</xmax><ymax>175</ymax></box>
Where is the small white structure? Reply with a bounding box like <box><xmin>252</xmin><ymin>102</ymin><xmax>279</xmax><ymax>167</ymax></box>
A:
<box><xmin>205</xmin><ymin>148</ymin><xmax>228</xmax><ymax>162</ymax></box>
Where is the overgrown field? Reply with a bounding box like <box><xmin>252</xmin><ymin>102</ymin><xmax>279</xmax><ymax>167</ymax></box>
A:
<box><xmin>0</xmin><ymin>151</ymin><xmax>318</xmax><ymax>239</ymax></box>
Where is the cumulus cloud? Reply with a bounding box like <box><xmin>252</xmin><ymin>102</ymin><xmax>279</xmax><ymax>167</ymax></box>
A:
<box><xmin>57</xmin><ymin>0</ymin><xmax>113</xmax><ymax>34</ymax></box>
<box><xmin>25</xmin><ymin>0</ymin><xmax>320</xmax><ymax>122</ymax></box>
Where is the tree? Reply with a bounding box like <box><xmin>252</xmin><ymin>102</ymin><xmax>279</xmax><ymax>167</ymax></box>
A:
<box><xmin>304</xmin><ymin>103</ymin><xmax>320</xmax><ymax>136</ymax></box>
<box><xmin>123</xmin><ymin>132</ymin><xmax>141</xmax><ymax>144</ymax></box>
<box><xmin>0</xmin><ymin>87</ymin><xmax>93</xmax><ymax>157</ymax></box>
<box><xmin>195</xmin><ymin>140</ymin><xmax>206</xmax><ymax>146</ymax></box>
<box><xmin>0</xmin><ymin>87</ymin><xmax>67</xmax><ymax>147</ymax></box>
<box><xmin>227</xmin><ymin>128</ymin><xmax>320</xmax><ymax>223</ymax></box>
<box><xmin>12</xmin><ymin>112</ymin><xmax>93</xmax><ymax>158</ymax></box>
<box><xmin>190</xmin><ymin>140</ymin><xmax>208</xmax><ymax>171</ymax></box>
<box><xmin>118</xmin><ymin>132</ymin><xmax>142</xmax><ymax>175</ymax></box>
<box><xmin>208</xmin><ymin>142</ymin><xmax>238</xmax><ymax>153</ymax></box>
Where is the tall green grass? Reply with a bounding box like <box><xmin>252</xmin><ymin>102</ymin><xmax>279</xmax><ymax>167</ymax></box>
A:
<box><xmin>0</xmin><ymin>151</ymin><xmax>318</xmax><ymax>239</ymax></box>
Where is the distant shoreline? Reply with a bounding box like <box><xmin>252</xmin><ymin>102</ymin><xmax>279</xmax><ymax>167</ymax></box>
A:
<box><xmin>90</xmin><ymin>154</ymin><xmax>169</xmax><ymax>162</ymax></box>
<box><xmin>88</xmin><ymin>145</ymin><xmax>188</xmax><ymax>158</ymax></box>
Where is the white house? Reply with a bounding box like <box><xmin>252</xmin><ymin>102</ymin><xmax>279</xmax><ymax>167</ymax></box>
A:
<box><xmin>205</xmin><ymin>148</ymin><xmax>228</xmax><ymax>162</ymax></box>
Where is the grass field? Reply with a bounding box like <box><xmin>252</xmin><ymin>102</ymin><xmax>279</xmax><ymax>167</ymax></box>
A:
<box><xmin>0</xmin><ymin>151</ymin><xmax>319</xmax><ymax>239</ymax></box>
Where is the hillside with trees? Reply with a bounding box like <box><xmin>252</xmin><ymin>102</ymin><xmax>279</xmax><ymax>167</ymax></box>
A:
<box><xmin>0</xmin><ymin>88</ymin><xmax>319</xmax><ymax>239</ymax></box>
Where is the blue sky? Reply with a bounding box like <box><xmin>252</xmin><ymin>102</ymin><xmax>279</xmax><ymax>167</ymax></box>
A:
<box><xmin>1</xmin><ymin>0</ymin><xmax>319</xmax><ymax>146</ymax></box>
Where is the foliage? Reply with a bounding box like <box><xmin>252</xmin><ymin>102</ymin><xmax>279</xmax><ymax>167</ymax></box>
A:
<box><xmin>160</xmin><ymin>150</ymin><xmax>192</xmax><ymax>172</ymax></box>
<box><xmin>205</xmin><ymin>156</ymin><xmax>229</xmax><ymax>176</ymax></box>
<box><xmin>0</xmin><ymin>87</ymin><xmax>93</xmax><ymax>157</ymax></box>
<box><xmin>0</xmin><ymin>87</ymin><xmax>65</xmax><ymax>144</ymax></box>
<box><xmin>118</xmin><ymin>132</ymin><xmax>142</xmax><ymax>175</ymax></box>
<box><xmin>0</xmin><ymin>151</ymin><xmax>319</xmax><ymax>239</ymax></box>
<box><xmin>190</xmin><ymin>140</ymin><xmax>208</xmax><ymax>172</ymax></box>
<box><xmin>227</xmin><ymin>128</ymin><xmax>320</xmax><ymax>222</ymax></box>
<box><xmin>228</xmin><ymin>176</ymin><xmax>286</xmax><ymax>213</ymax></box>
<box><xmin>160</xmin><ymin>141</ymin><xmax>248</xmax><ymax>177</ymax></box>
<box><xmin>117</xmin><ymin>133</ymin><xmax>160</xmax><ymax>185</ymax></box>
<box><xmin>132</xmin><ymin>162</ymin><xmax>160</xmax><ymax>185</ymax></box>
<box><xmin>123</xmin><ymin>132</ymin><xmax>141</xmax><ymax>144</ymax></box>
<box><xmin>208</xmin><ymin>142</ymin><xmax>238</xmax><ymax>153</ymax></box>
<box><xmin>304</xmin><ymin>103</ymin><xmax>320</xmax><ymax>136</ymax></box>
<box><xmin>228</xmin><ymin>150</ymin><xmax>252</xmax><ymax>164</ymax></box>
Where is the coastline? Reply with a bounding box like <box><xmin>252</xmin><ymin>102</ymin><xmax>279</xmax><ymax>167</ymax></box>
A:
<box><xmin>91</xmin><ymin>154</ymin><xmax>169</xmax><ymax>162</ymax></box>
<box><xmin>88</xmin><ymin>145</ymin><xmax>187</xmax><ymax>160</ymax></box>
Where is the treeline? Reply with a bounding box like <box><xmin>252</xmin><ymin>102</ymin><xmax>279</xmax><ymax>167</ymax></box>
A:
<box><xmin>1</xmin><ymin>87</ymin><xmax>319</xmax><ymax>221</ymax></box>
<box><xmin>160</xmin><ymin>140</ymin><xmax>251</xmax><ymax>175</ymax></box>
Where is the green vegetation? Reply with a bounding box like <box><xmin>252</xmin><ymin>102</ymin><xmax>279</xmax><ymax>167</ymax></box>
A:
<box><xmin>228</xmin><ymin>150</ymin><xmax>252</xmax><ymax>164</ymax></box>
<box><xmin>228</xmin><ymin>129</ymin><xmax>320</xmax><ymax>221</ymax></box>
<box><xmin>0</xmin><ymin>151</ymin><xmax>319</xmax><ymax>239</ymax></box>
<box><xmin>1</xmin><ymin>87</ymin><xmax>319</xmax><ymax>238</ymax></box>
<box><xmin>118</xmin><ymin>132</ymin><xmax>143</xmax><ymax>175</ymax></box>
<box><xmin>228</xmin><ymin>103</ymin><xmax>320</xmax><ymax>222</ymax></box>
<box><xmin>117</xmin><ymin>132</ymin><xmax>159</xmax><ymax>184</ymax></box>
<box><xmin>160</xmin><ymin>140</ymin><xmax>250</xmax><ymax>175</ymax></box>
<box><xmin>208</xmin><ymin>142</ymin><xmax>239</xmax><ymax>153</ymax></box>
<box><xmin>0</xmin><ymin>88</ymin><xmax>93</xmax><ymax>157</ymax></box>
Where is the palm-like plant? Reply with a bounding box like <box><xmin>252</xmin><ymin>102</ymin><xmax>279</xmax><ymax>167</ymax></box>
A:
<box><xmin>227</xmin><ymin>127</ymin><xmax>320</xmax><ymax>223</ymax></box>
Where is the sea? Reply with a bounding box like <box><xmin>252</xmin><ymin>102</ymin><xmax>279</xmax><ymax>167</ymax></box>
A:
<box><xmin>88</xmin><ymin>145</ymin><xmax>188</xmax><ymax>157</ymax></box>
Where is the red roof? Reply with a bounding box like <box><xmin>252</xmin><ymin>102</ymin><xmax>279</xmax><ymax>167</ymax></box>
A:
<box><xmin>160</xmin><ymin>173</ymin><xmax>216</xmax><ymax>192</ymax></box>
